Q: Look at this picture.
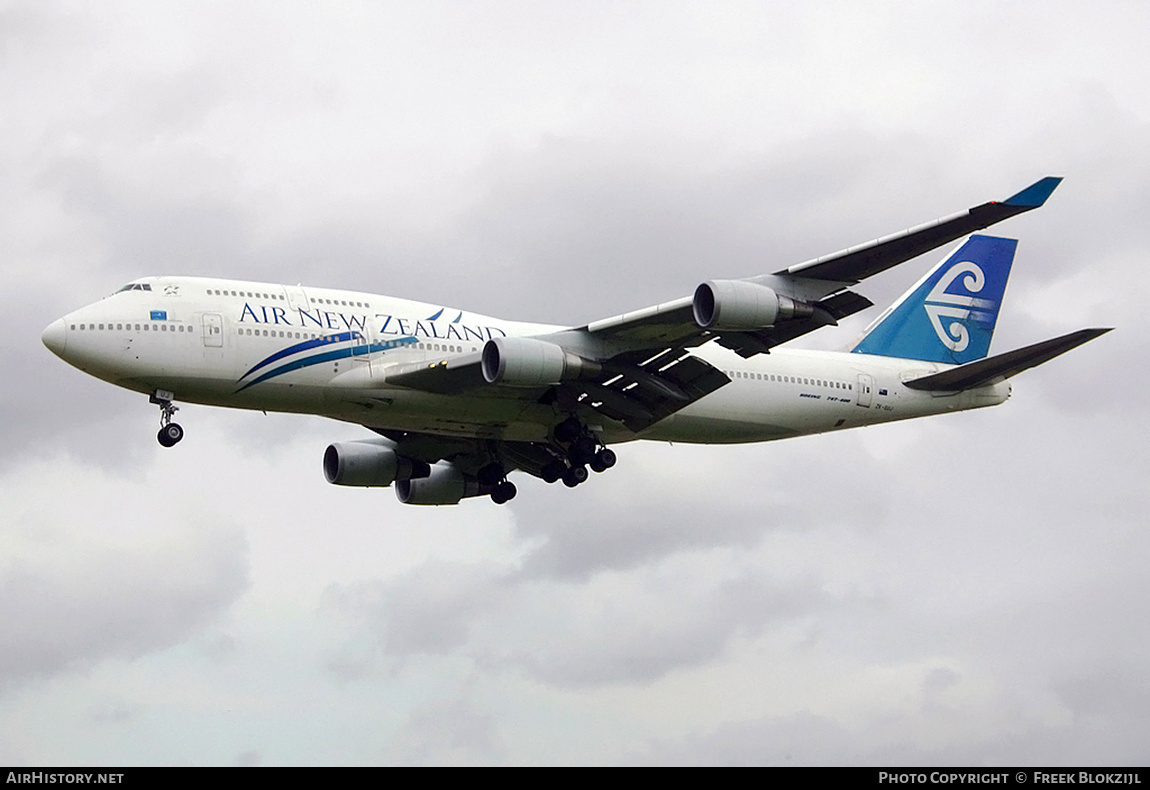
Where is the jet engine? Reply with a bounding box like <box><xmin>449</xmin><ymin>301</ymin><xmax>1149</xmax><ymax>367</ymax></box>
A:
<box><xmin>481</xmin><ymin>336</ymin><xmax>600</xmax><ymax>386</ymax></box>
<box><xmin>692</xmin><ymin>280</ymin><xmax>812</xmax><ymax>331</ymax></box>
<box><xmin>395</xmin><ymin>461</ymin><xmax>486</xmax><ymax>505</ymax></box>
<box><xmin>323</xmin><ymin>440</ymin><xmax>428</xmax><ymax>487</ymax></box>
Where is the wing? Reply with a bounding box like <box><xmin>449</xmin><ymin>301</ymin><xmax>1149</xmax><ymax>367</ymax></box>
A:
<box><xmin>584</xmin><ymin>176</ymin><xmax>1062</xmax><ymax>357</ymax></box>
<box><xmin>382</xmin><ymin>177</ymin><xmax>1061</xmax><ymax>433</ymax></box>
<box><xmin>383</xmin><ymin>341</ymin><xmax>729</xmax><ymax>434</ymax></box>
<box><xmin>775</xmin><ymin>177</ymin><xmax>1062</xmax><ymax>282</ymax></box>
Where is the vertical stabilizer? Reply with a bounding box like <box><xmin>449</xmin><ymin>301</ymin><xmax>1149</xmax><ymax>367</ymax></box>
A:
<box><xmin>851</xmin><ymin>234</ymin><xmax>1016</xmax><ymax>364</ymax></box>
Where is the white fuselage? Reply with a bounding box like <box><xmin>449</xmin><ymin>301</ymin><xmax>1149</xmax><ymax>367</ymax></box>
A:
<box><xmin>43</xmin><ymin>276</ymin><xmax>1010</xmax><ymax>445</ymax></box>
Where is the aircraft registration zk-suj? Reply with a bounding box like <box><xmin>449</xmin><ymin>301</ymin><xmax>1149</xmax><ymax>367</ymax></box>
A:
<box><xmin>43</xmin><ymin>176</ymin><xmax>1108</xmax><ymax>505</ymax></box>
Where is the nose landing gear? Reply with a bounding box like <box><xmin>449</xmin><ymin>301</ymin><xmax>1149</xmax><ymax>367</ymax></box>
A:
<box><xmin>150</xmin><ymin>389</ymin><xmax>184</xmax><ymax>447</ymax></box>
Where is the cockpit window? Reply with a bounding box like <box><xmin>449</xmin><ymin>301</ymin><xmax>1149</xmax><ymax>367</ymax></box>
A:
<box><xmin>116</xmin><ymin>283</ymin><xmax>153</xmax><ymax>292</ymax></box>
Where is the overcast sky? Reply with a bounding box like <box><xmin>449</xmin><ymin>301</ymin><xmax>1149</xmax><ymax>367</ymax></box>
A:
<box><xmin>2</xmin><ymin>1</ymin><xmax>1147</xmax><ymax>766</ymax></box>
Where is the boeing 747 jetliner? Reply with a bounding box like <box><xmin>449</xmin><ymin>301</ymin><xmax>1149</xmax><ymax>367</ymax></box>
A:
<box><xmin>42</xmin><ymin>177</ymin><xmax>1108</xmax><ymax>504</ymax></box>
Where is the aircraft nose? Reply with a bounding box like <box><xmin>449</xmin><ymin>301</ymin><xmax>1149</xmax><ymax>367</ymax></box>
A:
<box><xmin>42</xmin><ymin>318</ymin><xmax>67</xmax><ymax>357</ymax></box>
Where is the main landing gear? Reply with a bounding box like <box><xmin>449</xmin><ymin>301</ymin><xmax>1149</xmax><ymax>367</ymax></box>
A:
<box><xmin>541</xmin><ymin>416</ymin><xmax>616</xmax><ymax>489</ymax></box>
<box><xmin>151</xmin><ymin>389</ymin><xmax>184</xmax><ymax>447</ymax></box>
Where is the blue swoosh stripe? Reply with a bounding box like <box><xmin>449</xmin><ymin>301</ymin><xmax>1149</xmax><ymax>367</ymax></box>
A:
<box><xmin>235</xmin><ymin>336</ymin><xmax>416</xmax><ymax>392</ymax></box>
<box><xmin>240</xmin><ymin>330</ymin><xmax>363</xmax><ymax>380</ymax></box>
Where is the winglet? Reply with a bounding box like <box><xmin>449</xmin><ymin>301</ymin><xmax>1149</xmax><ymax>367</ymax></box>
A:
<box><xmin>1002</xmin><ymin>176</ymin><xmax>1063</xmax><ymax>208</ymax></box>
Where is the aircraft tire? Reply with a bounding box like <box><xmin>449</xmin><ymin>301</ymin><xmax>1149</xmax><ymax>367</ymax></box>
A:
<box><xmin>158</xmin><ymin>423</ymin><xmax>184</xmax><ymax>447</ymax></box>
<box><xmin>562</xmin><ymin>465</ymin><xmax>588</xmax><ymax>487</ymax></box>
<box><xmin>541</xmin><ymin>460</ymin><xmax>565</xmax><ymax>483</ymax></box>
<box><xmin>491</xmin><ymin>480</ymin><xmax>517</xmax><ymax>504</ymax></box>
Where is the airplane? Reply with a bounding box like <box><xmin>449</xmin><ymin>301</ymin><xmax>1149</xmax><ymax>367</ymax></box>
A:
<box><xmin>41</xmin><ymin>176</ymin><xmax>1109</xmax><ymax>505</ymax></box>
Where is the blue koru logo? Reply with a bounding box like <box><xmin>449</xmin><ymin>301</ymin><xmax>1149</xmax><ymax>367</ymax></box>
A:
<box><xmin>924</xmin><ymin>262</ymin><xmax>996</xmax><ymax>352</ymax></box>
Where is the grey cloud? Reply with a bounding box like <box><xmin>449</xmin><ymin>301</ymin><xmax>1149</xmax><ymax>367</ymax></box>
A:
<box><xmin>630</xmin><ymin>712</ymin><xmax>859</xmax><ymax>766</ymax></box>
<box><xmin>86</xmin><ymin>701</ymin><xmax>139</xmax><ymax>725</ymax></box>
<box><xmin>37</xmin><ymin>153</ymin><xmax>254</xmax><ymax>278</ymax></box>
<box><xmin>510</xmin><ymin>438</ymin><xmax>891</xmax><ymax>581</ymax></box>
<box><xmin>326</xmin><ymin>555</ymin><xmax>830</xmax><ymax>689</ymax></box>
<box><xmin>391</xmin><ymin>696</ymin><xmax>506</xmax><ymax>766</ymax></box>
<box><xmin>630</xmin><ymin>698</ymin><xmax>1150</xmax><ymax>766</ymax></box>
<box><xmin>428</xmin><ymin>132</ymin><xmax>952</xmax><ymax>324</ymax></box>
<box><xmin>322</xmin><ymin>560</ymin><xmax>516</xmax><ymax>674</ymax></box>
<box><xmin>0</xmin><ymin>511</ymin><xmax>249</xmax><ymax>687</ymax></box>
<box><xmin>500</xmin><ymin>572</ymin><xmax>829</xmax><ymax>688</ymax></box>
<box><xmin>628</xmin><ymin>666</ymin><xmax>1149</xmax><ymax>765</ymax></box>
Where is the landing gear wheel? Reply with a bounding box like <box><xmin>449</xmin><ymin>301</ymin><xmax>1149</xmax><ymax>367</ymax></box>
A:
<box><xmin>551</xmin><ymin>414</ymin><xmax>616</xmax><ymax>483</ymax></box>
<box><xmin>157</xmin><ymin>423</ymin><xmax>184</xmax><ymax>447</ymax></box>
<box><xmin>562</xmin><ymin>465</ymin><xmax>588</xmax><ymax>488</ymax></box>
<box><xmin>491</xmin><ymin>480</ymin><xmax>517</xmax><ymax>504</ymax></box>
<box><xmin>541</xmin><ymin>460</ymin><xmax>565</xmax><ymax>484</ymax></box>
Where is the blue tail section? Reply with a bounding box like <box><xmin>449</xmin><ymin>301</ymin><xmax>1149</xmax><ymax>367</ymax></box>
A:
<box><xmin>851</xmin><ymin>234</ymin><xmax>1017</xmax><ymax>364</ymax></box>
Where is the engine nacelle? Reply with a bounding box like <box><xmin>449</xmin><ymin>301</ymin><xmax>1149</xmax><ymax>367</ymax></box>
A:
<box><xmin>396</xmin><ymin>461</ymin><xmax>484</xmax><ymax>505</ymax></box>
<box><xmin>692</xmin><ymin>280</ymin><xmax>812</xmax><ymax>331</ymax></box>
<box><xmin>481</xmin><ymin>336</ymin><xmax>600</xmax><ymax>386</ymax></box>
<box><xmin>323</xmin><ymin>441</ymin><xmax>428</xmax><ymax>487</ymax></box>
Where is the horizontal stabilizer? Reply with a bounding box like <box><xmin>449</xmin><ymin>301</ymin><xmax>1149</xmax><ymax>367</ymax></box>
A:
<box><xmin>904</xmin><ymin>328</ymin><xmax>1111</xmax><ymax>391</ymax></box>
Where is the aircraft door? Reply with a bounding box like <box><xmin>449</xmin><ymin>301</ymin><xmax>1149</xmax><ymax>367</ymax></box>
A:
<box><xmin>283</xmin><ymin>285</ymin><xmax>309</xmax><ymax>313</ymax></box>
<box><xmin>202</xmin><ymin>313</ymin><xmax>224</xmax><ymax>348</ymax></box>
<box><xmin>352</xmin><ymin>319</ymin><xmax>373</xmax><ymax>377</ymax></box>
<box><xmin>856</xmin><ymin>374</ymin><xmax>873</xmax><ymax>408</ymax></box>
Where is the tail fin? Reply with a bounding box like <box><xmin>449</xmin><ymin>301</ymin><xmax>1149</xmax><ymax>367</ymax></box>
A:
<box><xmin>851</xmin><ymin>234</ymin><xmax>1017</xmax><ymax>364</ymax></box>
